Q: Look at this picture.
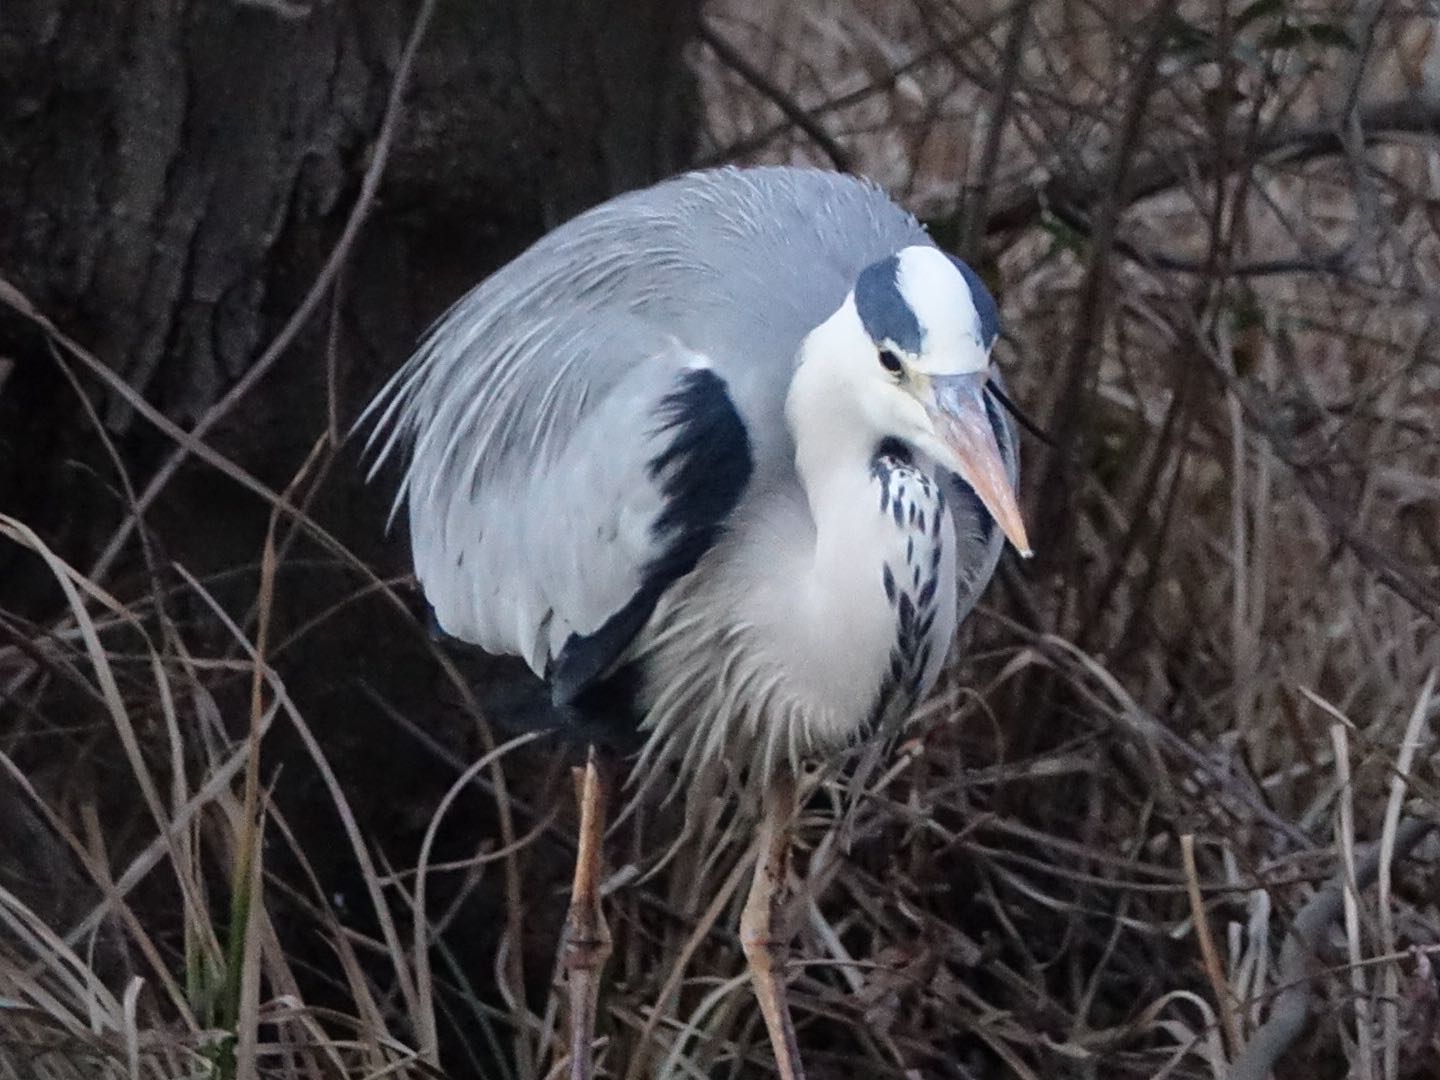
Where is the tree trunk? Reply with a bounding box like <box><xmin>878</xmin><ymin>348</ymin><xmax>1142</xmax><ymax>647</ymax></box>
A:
<box><xmin>0</xmin><ymin>0</ymin><xmax>700</xmax><ymax>576</ymax></box>
<box><xmin>0</xmin><ymin>2</ymin><xmax>701</xmax><ymax>1057</ymax></box>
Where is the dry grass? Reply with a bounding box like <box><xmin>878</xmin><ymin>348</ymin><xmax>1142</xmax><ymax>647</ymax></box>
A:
<box><xmin>4</xmin><ymin>1</ymin><xmax>1440</xmax><ymax>1077</ymax></box>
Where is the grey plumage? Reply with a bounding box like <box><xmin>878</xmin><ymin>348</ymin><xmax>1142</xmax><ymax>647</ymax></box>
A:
<box><xmin>363</xmin><ymin>165</ymin><xmax>1018</xmax><ymax>788</ymax></box>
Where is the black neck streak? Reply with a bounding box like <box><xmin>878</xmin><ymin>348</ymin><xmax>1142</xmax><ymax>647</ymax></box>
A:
<box><xmin>866</xmin><ymin>442</ymin><xmax>947</xmax><ymax>736</ymax></box>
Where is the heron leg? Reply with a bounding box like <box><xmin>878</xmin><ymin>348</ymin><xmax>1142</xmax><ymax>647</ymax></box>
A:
<box><xmin>563</xmin><ymin>748</ymin><xmax>611</xmax><ymax>1080</ymax></box>
<box><xmin>740</xmin><ymin>769</ymin><xmax>807</xmax><ymax>1080</ymax></box>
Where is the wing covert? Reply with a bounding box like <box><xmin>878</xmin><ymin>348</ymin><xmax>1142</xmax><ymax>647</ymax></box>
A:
<box><xmin>374</xmin><ymin>317</ymin><xmax>752</xmax><ymax>701</ymax></box>
<box><xmin>547</xmin><ymin>365</ymin><xmax>751</xmax><ymax>704</ymax></box>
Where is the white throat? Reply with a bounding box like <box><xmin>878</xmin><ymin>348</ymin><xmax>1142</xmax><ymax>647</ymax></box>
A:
<box><xmin>786</xmin><ymin>296</ymin><xmax>877</xmax><ymax>510</ymax></box>
<box><xmin>771</xmin><ymin>301</ymin><xmax>910</xmax><ymax>722</ymax></box>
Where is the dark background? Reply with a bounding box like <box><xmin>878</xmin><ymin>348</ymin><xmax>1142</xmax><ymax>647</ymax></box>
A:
<box><xmin>2</xmin><ymin>2</ymin><xmax>1438</xmax><ymax>1078</ymax></box>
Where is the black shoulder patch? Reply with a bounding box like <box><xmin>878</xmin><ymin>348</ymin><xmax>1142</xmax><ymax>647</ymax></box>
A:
<box><xmin>549</xmin><ymin>367</ymin><xmax>752</xmax><ymax>710</ymax></box>
<box><xmin>647</xmin><ymin>367</ymin><xmax>753</xmax><ymax>556</ymax></box>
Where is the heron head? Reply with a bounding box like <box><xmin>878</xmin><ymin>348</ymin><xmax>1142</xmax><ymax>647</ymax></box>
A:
<box><xmin>800</xmin><ymin>245</ymin><xmax>1031</xmax><ymax>556</ymax></box>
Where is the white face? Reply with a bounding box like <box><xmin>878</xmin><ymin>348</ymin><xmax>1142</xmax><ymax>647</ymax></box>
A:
<box><xmin>881</xmin><ymin>245</ymin><xmax>993</xmax><ymax>375</ymax></box>
<box><xmin>799</xmin><ymin>244</ymin><xmax>992</xmax><ymax>432</ymax></box>
<box><xmin>794</xmin><ymin>245</ymin><xmax>1030</xmax><ymax>555</ymax></box>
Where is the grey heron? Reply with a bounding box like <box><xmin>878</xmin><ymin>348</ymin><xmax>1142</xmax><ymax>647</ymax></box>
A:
<box><xmin>363</xmin><ymin>165</ymin><xmax>1029</xmax><ymax>1079</ymax></box>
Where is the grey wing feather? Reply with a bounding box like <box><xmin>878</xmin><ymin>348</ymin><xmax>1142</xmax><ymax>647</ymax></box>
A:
<box><xmin>373</xmin><ymin>310</ymin><xmax>718</xmax><ymax>674</ymax></box>
<box><xmin>361</xmin><ymin>165</ymin><xmax>928</xmax><ymax>680</ymax></box>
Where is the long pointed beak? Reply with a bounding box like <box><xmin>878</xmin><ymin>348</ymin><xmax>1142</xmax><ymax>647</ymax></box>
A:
<box><xmin>925</xmin><ymin>373</ymin><xmax>1032</xmax><ymax>557</ymax></box>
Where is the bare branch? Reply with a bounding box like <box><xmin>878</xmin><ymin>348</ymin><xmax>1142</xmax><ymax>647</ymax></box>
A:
<box><xmin>698</xmin><ymin>20</ymin><xmax>854</xmax><ymax>172</ymax></box>
<box><xmin>986</xmin><ymin>97</ymin><xmax>1440</xmax><ymax>238</ymax></box>
<box><xmin>956</xmin><ymin>0</ymin><xmax>1036</xmax><ymax>257</ymax></box>
<box><xmin>1032</xmin><ymin>4</ymin><xmax>1176</xmax><ymax>553</ymax></box>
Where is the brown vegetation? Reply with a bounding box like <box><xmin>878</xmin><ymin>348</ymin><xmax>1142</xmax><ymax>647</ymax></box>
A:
<box><xmin>2</xmin><ymin>1</ymin><xmax>1438</xmax><ymax>1078</ymax></box>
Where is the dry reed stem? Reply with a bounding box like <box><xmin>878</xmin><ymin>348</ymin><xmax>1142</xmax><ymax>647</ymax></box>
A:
<box><xmin>1331</xmin><ymin>723</ymin><xmax>1375</xmax><ymax>1080</ymax></box>
<box><xmin>1180</xmin><ymin>833</ymin><xmax>1242</xmax><ymax>1059</ymax></box>
<box><xmin>1377</xmin><ymin>670</ymin><xmax>1435</xmax><ymax>1080</ymax></box>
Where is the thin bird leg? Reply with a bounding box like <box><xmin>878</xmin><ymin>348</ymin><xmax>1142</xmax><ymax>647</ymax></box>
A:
<box><xmin>563</xmin><ymin>748</ymin><xmax>612</xmax><ymax>1080</ymax></box>
<box><xmin>740</xmin><ymin>769</ymin><xmax>807</xmax><ymax>1080</ymax></box>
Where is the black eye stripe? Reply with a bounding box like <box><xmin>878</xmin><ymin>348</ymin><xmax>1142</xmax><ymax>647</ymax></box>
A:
<box><xmin>878</xmin><ymin>348</ymin><xmax>904</xmax><ymax>375</ymax></box>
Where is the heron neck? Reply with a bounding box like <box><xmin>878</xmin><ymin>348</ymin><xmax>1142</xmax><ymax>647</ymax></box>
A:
<box><xmin>769</xmin><ymin>359</ymin><xmax>906</xmax><ymax>722</ymax></box>
<box><xmin>786</xmin><ymin>360</ymin><xmax>893</xmax><ymax>577</ymax></box>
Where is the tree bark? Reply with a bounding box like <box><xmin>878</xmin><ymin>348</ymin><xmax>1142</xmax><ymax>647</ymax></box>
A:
<box><xmin>0</xmin><ymin>4</ymin><xmax>703</xmax><ymax>1056</ymax></box>
<box><xmin>0</xmin><ymin>0</ymin><xmax>700</xmax><ymax>580</ymax></box>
